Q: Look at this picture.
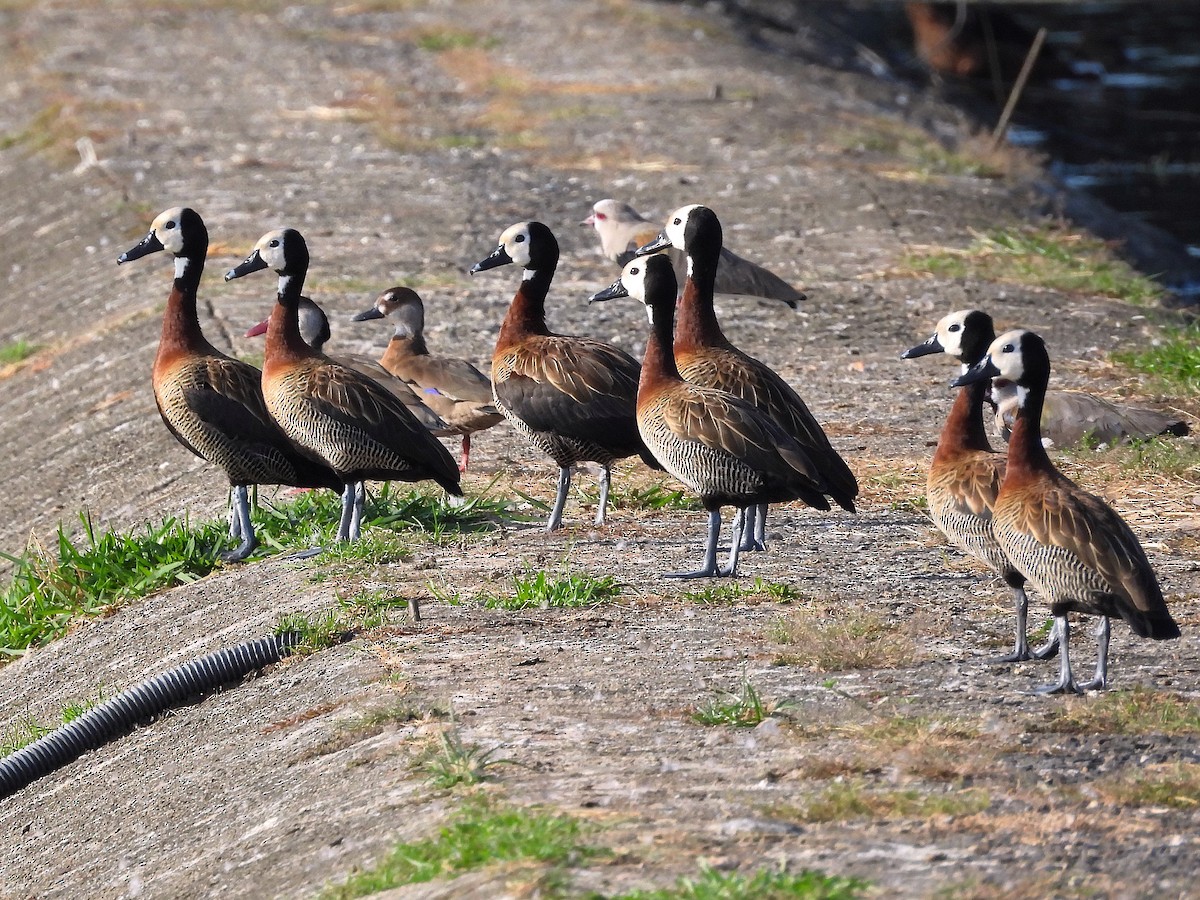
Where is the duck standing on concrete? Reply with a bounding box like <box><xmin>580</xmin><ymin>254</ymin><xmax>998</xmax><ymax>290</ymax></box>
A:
<box><xmin>582</xmin><ymin>198</ymin><xmax>805</xmax><ymax>307</ymax></box>
<box><xmin>903</xmin><ymin>309</ymin><xmax>1056</xmax><ymax>662</ymax></box>
<box><xmin>634</xmin><ymin>204</ymin><xmax>857</xmax><ymax>550</ymax></box>
<box><xmin>225</xmin><ymin>229</ymin><xmax>461</xmax><ymax>548</ymax></box>
<box><xmin>117</xmin><ymin>207</ymin><xmax>340</xmax><ymax>562</ymax></box>
<box><xmin>245</xmin><ymin>295</ymin><xmax>451</xmax><ymax>437</ymax></box>
<box><xmin>470</xmin><ymin>221</ymin><xmax>659</xmax><ymax>531</ymax></box>
<box><xmin>954</xmin><ymin>330</ymin><xmax>1180</xmax><ymax>693</ymax></box>
<box><xmin>351</xmin><ymin>286</ymin><xmax>503</xmax><ymax>471</ymax></box>
<box><xmin>591</xmin><ymin>254</ymin><xmax>829</xmax><ymax>577</ymax></box>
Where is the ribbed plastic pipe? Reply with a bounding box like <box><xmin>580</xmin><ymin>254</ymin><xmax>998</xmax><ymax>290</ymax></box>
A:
<box><xmin>0</xmin><ymin>632</ymin><xmax>301</xmax><ymax>800</ymax></box>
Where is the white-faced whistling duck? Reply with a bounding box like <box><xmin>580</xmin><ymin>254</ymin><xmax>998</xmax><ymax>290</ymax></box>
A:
<box><xmin>590</xmin><ymin>254</ymin><xmax>830</xmax><ymax>578</ymax></box>
<box><xmin>117</xmin><ymin>207</ymin><xmax>340</xmax><ymax>562</ymax></box>
<box><xmin>903</xmin><ymin>309</ymin><xmax>1057</xmax><ymax>663</ymax></box>
<box><xmin>245</xmin><ymin>295</ymin><xmax>451</xmax><ymax>436</ymax></box>
<box><xmin>634</xmin><ymin>204</ymin><xmax>856</xmax><ymax>551</ymax></box>
<box><xmin>955</xmin><ymin>329</ymin><xmax>1180</xmax><ymax>693</ymax></box>
<box><xmin>470</xmin><ymin>221</ymin><xmax>659</xmax><ymax>532</ymax></box>
<box><xmin>225</xmin><ymin>228</ymin><xmax>461</xmax><ymax>551</ymax></box>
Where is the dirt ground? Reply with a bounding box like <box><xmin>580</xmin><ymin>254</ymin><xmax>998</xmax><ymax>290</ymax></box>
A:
<box><xmin>1</xmin><ymin>2</ymin><xmax>1199</xmax><ymax>897</ymax></box>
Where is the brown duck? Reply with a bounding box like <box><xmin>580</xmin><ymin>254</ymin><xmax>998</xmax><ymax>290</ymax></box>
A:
<box><xmin>903</xmin><ymin>309</ymin><xmax>1057</xmax><ymax>663</ymax></box>
<box><xmin>471</xmin><ymin>221</ymin><xmax>659</xmax><ymax>532</ymax></box>
<box><xmin>954</xmin><ymin>329</ymin><xmax>1180</xmax><ymax>693</ymax></box>
<box><xmin>351</xmin><ymin>286</ymin><xmax>503</xmax><ymax>471</ymax></box>
<box><xmin>591</xmin><ymin>253</ymin><xmax>829</xmax><ymax>577</ymax></box>
<box><xmin>117</xmin><ymin>207</ymin><xmax>340</xmax><ymax>562</ymax></box>
<box><xmin>634</xmin><ymin>204</ymin><xmax>857</xmax><ymax>551</ymax></box>
<box><xmin>245</xmin><ymin>295</ymin><xmax>451</xmax><ymax>437</ymax></box>
<box><xmin>225</xmin><ymin>228</ymin><xmax>461</xmax><ymax>548</ymax></box>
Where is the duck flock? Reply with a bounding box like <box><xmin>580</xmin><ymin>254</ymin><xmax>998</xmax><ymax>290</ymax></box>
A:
<box><xmin>117</xmin><ymin>201</ymin><xmax>1184</xmax><ymax>695</ymax></box>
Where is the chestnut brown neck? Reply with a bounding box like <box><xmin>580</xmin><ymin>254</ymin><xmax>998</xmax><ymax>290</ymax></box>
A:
<box><xmin>1003</xmin><ymin>387</ymin><xmax>1052</xmax><ymax>483</ymax></box>
<box><xmin>156</xmin><ymin>256</ymin><xmax>214</xmax><ymax>360</ymax></box>
<box><xmin>932</xmin><ymin>378</ymin><xmax>993</xmax><ymax>463</ymax></box>
<box><xmin>675</xmin><ymin>270</ymin><xmax>731</xmax><ymax>352</ymax></box>
<box><xmin>496</xmin><ymin>269</ymin><xmax>554</xmax><ymax>351</ymax></box>
<box><xmin>265</xmin><ymin>276</ymin><xmax>320</xmax><ymax>369</ymax></box>
<box><xmin>640</xmin><ymin>300</ymin><xmax>682</xmax><ymax>397</ymax></box>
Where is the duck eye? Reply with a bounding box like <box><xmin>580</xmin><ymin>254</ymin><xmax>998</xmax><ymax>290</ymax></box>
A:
<box><xmin>514</xmin><ymin>234</ymin><xmax>526</xmax><ymax>243</ymax></box>
<box><xmin>269</xmin><ymin>239</ymin><xmax>280</xmax><ymax>248</ymax></box>
<box><xmin>596</xmin><ymin>213</ymin><xmax>606</xmax><ymax>220</ymax></box>
<box><xmin>673</xmin><ymin>217</ymin><xmax>682</xmax><ymax>226</ymax></box>
<box><xmin>630</xmin><ymin>266</ymin><xmax>640</xmax><ymax>276</ymax></box>
<box><xmin>164</xmin><ymin>220</ymin><xmax>176</xmax><ymax>230</ymax></box>
<box><xmin>1002</xmin><ymin>343</ymin><xmax>1014</xmax><ymax>353</ymax></box>
<box><xmin>948</xmin><ymin>323</ymin><xmax>960</xmax><ymax>332</ymax></box>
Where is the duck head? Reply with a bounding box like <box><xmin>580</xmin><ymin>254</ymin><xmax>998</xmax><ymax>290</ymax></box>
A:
<box><xmin>469</xmin><ymin>222</ymin><xmax>558</xmax><ymax>276</ymax></box>
<box><xmin>117</xmin><ymin>206</ymin><xmax>208</xmax><ymax>268</ymax></box>
<box><xmin>903</xmin><ymin>309</ymin><xmax>996</xmax><ymax>366</ymax></box>
<box><xmin>953</xmin><ymin>329</ymin><xmax>1050</xmax><ymax>410</ymax></box>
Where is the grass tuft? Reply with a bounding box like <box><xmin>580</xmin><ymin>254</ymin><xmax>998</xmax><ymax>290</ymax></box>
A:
<box><xmin>1111</xmin><ymin>323</ymin><xmax>1200</xmax><ymax>395</ymax></box>
<box><xmin>900</xmin><ymin>226</ymin><xmax>1165</xmax><ymax>304</ymax></box>
<box><xmin>0</xmin><ymin>340</ymin><xmax>40</xmax><ymax>366</ymax></box>
<box><xmin>609</xmin><ymin>864</ymin><xmax>867</xmax><ymax>899</ymax></box>
<box><xmin>323</xmin><ymin>800</ymin><xmax>600</xmax><ymax>898</ymax></box>
<box><xmin>1096</xmin><ymin>761</ymin><xmax>1200</xmax><ymax>809</ymax></box>
<box><xmin>1</xmin><ymin>689</ymin><xmax>105</xmax><ymax>757</ymax></box>
<box><xmin>690</xmin><ymin>675</ymin><xmax>788</xmax><ymax>728</ymax></box>
<box><xmin>676</xmin><ymin>577</ymin><xmax>802</xmax><ymax>605</ymax></box>
<box><xmin>770</xmin><ymin>608</ymin><xmax>918</xmax><ymax>671</ymax></box>
<box><xmin>1033</xmin><ymin>686</ymin><xmax>1200</xmax><ymax>736</ymax></box>
<box><xmin>418</xmin><ymin>727</ymin><xmax>515</xmax><ymax>789</ymax></box>
<box><xmin>478</xmin><ymin>567</ymin><xmax>622</xmax><ymax>610</ymax></box>
<box><xmin>776</xmin><ymin>780</ymin><xmax>990</xmax><ymax>824</ymax></box>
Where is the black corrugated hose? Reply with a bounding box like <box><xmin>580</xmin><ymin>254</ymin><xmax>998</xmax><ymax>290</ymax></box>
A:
<box><xmin>0</xmin><ymin>631</ymin><xmax>302</xmax><ymax>800</ymax></box>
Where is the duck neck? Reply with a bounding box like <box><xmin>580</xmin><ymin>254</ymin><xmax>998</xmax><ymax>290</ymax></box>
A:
<box><xmin>497</xmin><ymin>267</ymin><xmax>554</xmax><ymax>344</ymax></box>
<box><xmin>1004</xmin><ymin>384</ymin><xmax>1051</xmax><ymax>478</ymax></box>
<box><xmin>933</xmin><ymin>377</ymin><xmax>993</xmax><ymax>460</ymax></box>
<box><xmin>674</xmin><ymin>254</ymin><xmax>729</xmax><ymax>352</ymax></box>
<box><xmin>641</xmin><ymin>301</ymin><xmax>682</xmax><ymax>392</ymax></box>
<box><xmin>159</xmin><ymin>254</ymin><xmax>208</xmax><ymax>353</ymax></box>
<box><xmin>266</xmin><ymin>272</ymin><xmax>316</xmax><ymax>364</ymax></box>
<box><xmin>393</xmin><ymin>333</ymin><xmax>428</xmax><ymax>356</ymax></box>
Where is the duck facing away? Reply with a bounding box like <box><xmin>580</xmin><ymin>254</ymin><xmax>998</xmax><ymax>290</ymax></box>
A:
<box><xmin>351</xmin><ymin>286</ymin><xmax>504</xmax><ymax>472</ymax></box>
<box><xmin>582</xmin><ymin>198</ymin><xmax>806</xmax><ymax>308</ymax></box>
<box><xmin>117</xmin><ymin>207</ymin><xmax>341</xmax><ymax>562</ymax></box>
<box><xmin>955</xmin><ymin>330</ymin><xmax>1180</xmax><ymax>693</ymax></box>
<box><xmin>634</xmin><ymin>203</ymin><xmax>857</xmax><ymax>550</ymax></box>
<box><xmin>225</xmin><ymin>228</ymin><xmax>462</xmax><ymax>548</ymax></box>
<box><xmin>591</xmin><ymin>254</ymin><xmax>830</xmax><ymax>577</ymax></box>
<box><xmin>470</xmin><ymin>221</ymin><xmax>659</xmax><ymax>532</ymax></box>
<box><xmin>245</xmin><ymin>295</ymin><xmax>451</xmax><ymax>437</ymax></box>
<box><xmin>903</xmin><ymin>309</ymin><xmax>1056</xmax><ymax>663</ymax></box>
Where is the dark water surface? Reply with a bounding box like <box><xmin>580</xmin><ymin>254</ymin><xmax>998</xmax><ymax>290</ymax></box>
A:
<box><xmin>726</xmin><ymin>1</ymin><xmax>1200</xmax><ymax>299</ymax></box>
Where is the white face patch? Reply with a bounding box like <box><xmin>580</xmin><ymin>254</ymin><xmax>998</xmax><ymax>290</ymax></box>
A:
<box><xmin>499</xmin><ymin>223</ymin><xmax>532</xmax><ymax>267</ymax></box>
<box><xmin>664</xmin><ymin>204</ymin><xmax>699</xmax><ymax>251</ymax></box>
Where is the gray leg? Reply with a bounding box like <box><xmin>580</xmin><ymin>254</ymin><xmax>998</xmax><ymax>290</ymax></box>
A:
<box><xmin>594</xmin><ymin>466</ymin><xmax>611</xmax><ymax>526</ymax></box>
<box><xmin>1035</xmin><ymin>616</ymin><xmax>1082</xmax><ymax>695</ymax></box>
<box><xmin>220</xmin><ymin>484</ymin><xmax>257</xmax><ymax>562</ymax></box>
<box><xmin>720</xmin><ymin>507</ymin><xmax>746</xmax><ymax>576</ymax></box>
<box><xmin>228</xmin><ymin>487</ymin><xmax>242</xmax><ymax>539</ymax></box>
<box><xmin>336</xmin><ymin>482</ymin><xmax>356</xmax><ymax>542</ymax></box>
<box><xmin>664</xmin><ymin>509</ymin><xmax>726</xmax><ymax>579</ymax></box>
<box><xmin>546</xmin><ymin>466</ymin><xmax>571</xmax><ymax>532</ymax></box>
<box><xmin>737</xmin><ymin>504</ymin><xmax>766</xmax><ymax>552</ymax></box>
<box><xmin>1078</xmin><ymin>617</ymin><xmax>1110</xmax><ymax>691</ymax></box>
<box><xmin>348</xmin><ymin>481</ymin><xmax>366</xmax><ymax>541</ymax></box>
<box><xmin>993</xmin><ymin>585</ymin><xmax>1031</xmax><ymax>663</ymax></box>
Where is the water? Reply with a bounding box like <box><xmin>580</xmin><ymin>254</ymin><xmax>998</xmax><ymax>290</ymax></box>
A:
<box><xmin>727</xmin><ymin>1</ymin><xmax>1200</xmax><ymax>298</ymax></box>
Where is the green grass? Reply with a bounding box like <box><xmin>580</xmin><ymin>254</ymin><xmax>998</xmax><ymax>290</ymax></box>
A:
<box><xmin>675</xmin><ymin>577</ymin><xmax>802</xmax><ymax>605</ymax></box>
<box><xmin>323</xmin><ymin>800</ymin><xmax>601</xmax><ymax>898</ymax></box>
<box><xmin>776</xmin><ymin>781</ymin><xmax>990</xmax><ymax>824</ymax></box>
<box><xmin>1111</xmin><ymin>323</ymin><xmax>1200</xmax><ymax>394</ymax></box>
<box><xmin>0</xmin><ymin>339</ymin><xmax>39</xmax><ymax>366</ymax></box>
<box><xmin>1097</xmin><ymin>761</ymin><xmax>1200</xmax><ymax>809</ymax></box>
<box><xmin>607</xmin><ymin>865</ymin><xmax>866</xmax><ymax>900</ymax></box>
<box><xmin>0</xmin><ymin>513</ymin><xmax>227</xmax><ymax>657</ymax></box>
<box><xmin>901</xmin><ymin>226</ymin><xmax>1165</xmax><ymax>304</ymax></box>
<box><xmin>274</xmin><ymin>589</ymin><xmax>413</xmax><ymax>654</ymax></box>
<box><xmin>1060</xmin><ymin>435</ymin><xmax>1200</xmax><ymax>479</ymax></box>
<box><xmin>0</xmin><ymin>486</ymin><xmax>507</xmax><ymax>661</ymax></box>
<box><xmin>1033</xmin><ymin>686</ymin><xmax>1200</xmax><ymax>736</ymax></box>
<box><xmin>417</xmin><ymin>727</ymin><xmax>515</xmax><ymax>789</ymax></box>
<box><xmin>1</xmin><ymin>689</ymin><xmax>105</xmax><ymax>756</ymax></box>
<box><xmin>468</xmin><ymin>568</ymin><xmax>622</xmax><ymax>610</ymax></box>
<box><xmin>690</xmin><ymin>675</ymin><xmax>787</xmax><ymax>728</ymax></box>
